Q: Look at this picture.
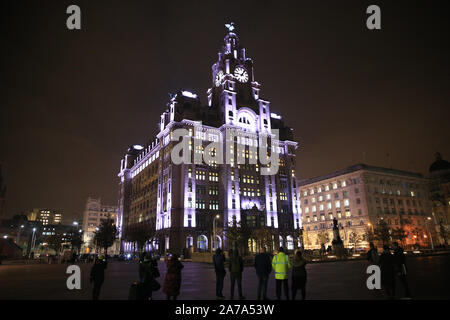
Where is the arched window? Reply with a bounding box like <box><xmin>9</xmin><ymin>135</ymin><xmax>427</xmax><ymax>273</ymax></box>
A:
<box><xmin>197</xmin><ymin>235</ymin><xmax>208</xmax><ymax>251</ymax></box>
<box><xmin>213</xmin><ymin>235</ymin><xmax>222</xmax><ymax>250</ymax></box>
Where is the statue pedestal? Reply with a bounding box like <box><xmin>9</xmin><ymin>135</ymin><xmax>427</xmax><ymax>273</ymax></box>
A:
<box><xmin>332</xmin><ymin>240</ymin><xmax>345</xmax><ymax>258</ymax></box>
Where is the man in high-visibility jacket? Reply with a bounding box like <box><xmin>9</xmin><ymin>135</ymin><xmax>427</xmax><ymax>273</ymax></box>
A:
<box><xmin>272</xmin><ymin>247</ymin><xmax>291</xmax><ymax>300</ymax></box>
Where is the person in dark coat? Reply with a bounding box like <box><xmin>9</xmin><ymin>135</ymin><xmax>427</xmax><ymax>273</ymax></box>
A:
<box><xmin>213</xmin><ymin>248</ymin><xmax>226</xmax><ymax>299</ymax></box>
<box><xmin>162</xmin><ymin>254</ymin><xmax>184</xmax><ymax>300</ymax></box>
<box><xmin>379</xmin><ymin>245</ymin><xmax>395</xmax><ymax>299</ymax></box>
<box><xmin>229</xmin><ymin>248</ymin><xmax>245</xmax><ymax>300</ymax></box>
<box><xmin>254</xmin><ymin>246</ymin><xmax>272</xmax><ymax>300</ymax></box>
<box><xmin>392</xmin><ymin>242</ymin><xmax>411</xmax><ymax>299</ymax></box>
<box><xmin>366</xmin><ymin>242</ymin><xmax>380</xmax><ymax>264</ymax></box>
<box><xmin>90</xmin><ymin>254</ymin><xmax>107</xmax><ymax>300</ymax></box>
<box><xmin>291</xmin><ymin>250</ymin><xmax>307</xmax><ymax>300</ymax></box>
<box><xmin>139</xmin><ymin>253</ymin><xmax>156</xmax><ymax>300</ymax></box>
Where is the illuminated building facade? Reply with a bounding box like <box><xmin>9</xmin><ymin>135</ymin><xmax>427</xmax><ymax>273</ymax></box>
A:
<box><xmin>117</xmin><ymin>25</ymin><xmax>300</xmax><ymax>254</ymax></box>
<box><xmin>81</xmin><ymin>197</ymin><xmax>117</xmax><ymax>253</ymax></box>
<box><xmin>299</xmin><ymin>164</ymin><xmax>434</xmax><ymax>250</ymax></box>
<box><xmin>429</xmin><ymin>153</ymin><xmax>450</xmax><ymax>245</ymax></box>
<box><xmin>27</xmin><ymin>208</ymin><xmax>62</xmax><ymax>226</ymax></box>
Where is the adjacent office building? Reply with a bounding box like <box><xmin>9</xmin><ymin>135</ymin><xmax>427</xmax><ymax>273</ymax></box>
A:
<box><xmin>27</xmin><ymin>209</ymin><xmax>62</xmax><ymax>226</ymax></box>
<box><xmin>81</xmin><ymin>197</ymin><xmax>117</xmax><ymax>253</ymax></box>
<box><xmin>299</xmin><ymin>164</ymin><xmax>434</xmax><ymax>250</ymax></box>
<box><xmin>429</xmin><ymin>153</ymin><xmax>450</xmax><ymax>245</ymax></box>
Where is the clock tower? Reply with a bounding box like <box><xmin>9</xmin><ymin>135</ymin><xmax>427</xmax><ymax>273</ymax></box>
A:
<box><xmin>207</xmin><ymin>23</ymin><xmax>272</xmax><ymax>135</ymax></box>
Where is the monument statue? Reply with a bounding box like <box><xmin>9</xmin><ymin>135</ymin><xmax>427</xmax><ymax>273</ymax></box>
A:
<box><xmin>332</xmin><ymin>218</ymin><xmax>345</xmax><ymax>258</ymax></box>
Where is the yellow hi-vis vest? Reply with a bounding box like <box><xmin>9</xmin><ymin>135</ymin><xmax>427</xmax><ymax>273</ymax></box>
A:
<box><xmin>272</xmin><ymin>252</ymin><xmax>291</xmax><ymax>280</ymax></box>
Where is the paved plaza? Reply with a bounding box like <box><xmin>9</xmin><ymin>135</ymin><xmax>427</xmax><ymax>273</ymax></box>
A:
<box><xmin>0</xmin><ymin>255</ymin><xmax>449</xmax><ymax>300</ymax></box>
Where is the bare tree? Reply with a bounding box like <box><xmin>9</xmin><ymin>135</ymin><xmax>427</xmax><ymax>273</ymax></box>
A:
<box><xmin>349</xmin><ymin>231</ymin><xmax>362</xmax><ymax>250</ymax></box>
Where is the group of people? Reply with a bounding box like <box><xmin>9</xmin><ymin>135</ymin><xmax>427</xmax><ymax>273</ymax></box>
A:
<box><xmin>90</xmin><ymin>252</ymin><xmax>184</xmax><ymax>300</ymax></box>
<box><xmin>213</xmin><ymin>246</ymin><xmax>307</xmax><ymax>300</ymax></box>
<box><xmin>89</xmin><ymin>243</ymin><xmax>414</xmax><ymax>300</ymax></box>
<box><xmin>367</xmin><ymin>241</ymin><xmax>412</xmax><ymax>299</ymax></box>
<box><xmin>136</xmin><ymin>252</ymin><xmax>184</xmax><ymax>300</ymax></box>
<box><xmin>90</xmin><ymin>247</ymin><xmax>307</xmax><ymax>300</ymax></box>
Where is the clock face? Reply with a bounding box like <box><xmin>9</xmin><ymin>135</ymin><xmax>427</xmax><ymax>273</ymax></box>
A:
<box><xmin>215</xmin><ymin>70</ymin><xmax>224</xmax><ymax>87</ymax></box>
<box><xmin>234</xmin><ymin>66</ymin><xmax>249</xmax><ymax>83</ymax></box>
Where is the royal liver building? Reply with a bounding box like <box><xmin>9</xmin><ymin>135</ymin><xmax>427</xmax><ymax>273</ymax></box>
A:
<box><xmin>117</xmin><ymin>24</ymin><xmax>300</xmax><ymax>255</ymax></box>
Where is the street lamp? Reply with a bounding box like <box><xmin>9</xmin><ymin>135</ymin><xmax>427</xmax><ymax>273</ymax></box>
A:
<box><xmin>425</xmin><ymin>217</ymin><xmax>434</xmax><ymax>251</ymax></box>
<box><xmin>16</xmin><ymin>225</ymin><xmax>25</xmax><ymax>249</ymax></box>
<box><xmin>28</xmin><ymin>228</ymin><xmax>37</xmax><ymax>259</ymax></box>
<box><xmin>212</xmin><ymin>214</ymin><xmax>220</xmax><ymax>253</ymax></box>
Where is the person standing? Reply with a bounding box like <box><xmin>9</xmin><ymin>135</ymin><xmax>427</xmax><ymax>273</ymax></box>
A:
<box><xmin>229</xmin><ymin>248</ymin><xmax>245</xmax><ymax>300</ymax></box>
<box><xmin>272</xmin><ymin>247</ymin><xmax>291</xmax><ymax>300</ymax></box>
<box><xmin>366</xmin><ymin>242</ymin><xmax>380</xmax><ymax>264</ymax></box>
<box><xmin>254</xmin><ymin>247</ymin><xmax>272</xmax><ymax>300</ymax></box>
<box><xmin>291</xmin><ymin>250</ymin><xmax>307</xmax><ymax>300</ymax></box>
<box><xmin>392</xmin><ymin>242</ymin><xmax>411</xmax><ymax>299</ymax></box>
<box><xmin>379</xmin><ymin>245</ymin><xmax>395</xmax><ymax>299</ymax></box>
<box><xmin>162</xmin><ymin>254</ymin><xmax>184</xmax><ymax>300</ymax></box>
<box><xmin>90</xmin><ymin>254</ymin><xmax>107</xmax><ymax>300</ymax></box>
<box><xmin>139</xmin><ymin>253</ymin><xmax>157</xmax><ymax>300</ymax></box>
<box><xmin>213</xmin><ymin>248</ymin><xmax>226</xmax><ymax>299</ymax></box>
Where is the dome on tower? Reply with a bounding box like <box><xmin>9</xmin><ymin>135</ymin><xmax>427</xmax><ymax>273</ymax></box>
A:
<box><xmin>429</xmin><ymin>152</ymin><xmax>450</xmax><ymax>173</ymax></box>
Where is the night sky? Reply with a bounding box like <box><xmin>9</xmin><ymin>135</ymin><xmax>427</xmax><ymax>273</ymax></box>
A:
<box><xmin>1</xmin><ymin>0</ymin><xmax>449</xmax><ymax>222</ymax></box>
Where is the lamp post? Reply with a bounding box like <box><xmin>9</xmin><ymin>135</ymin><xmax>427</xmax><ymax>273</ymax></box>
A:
<box><xmin>71</xmin><ymin>222</ymin><xmax>78</xmax><ymax>253</ymax></box>
<box><xmin>17</xmin><ymin>225</ymin><xmax>24</xmax><ymax>248</ymax></box>
<box><xmin>426</xmin><ymin>217</ymin><xmax>434</xmax><ymax>251</ymax></box>
<box><xmin>28</xmin><ymin>227</ymin><xmax>36</xmax><ymax>259</ymax></box>
<box><xmin>95</xmin><ymin>227</ymin><xmax>99</xmax><ymax>254</ymax></box>
<box><xmin>212</xmin><ymin>214</ymin><xmax>220</xmax><ymax>253</ymax></box>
